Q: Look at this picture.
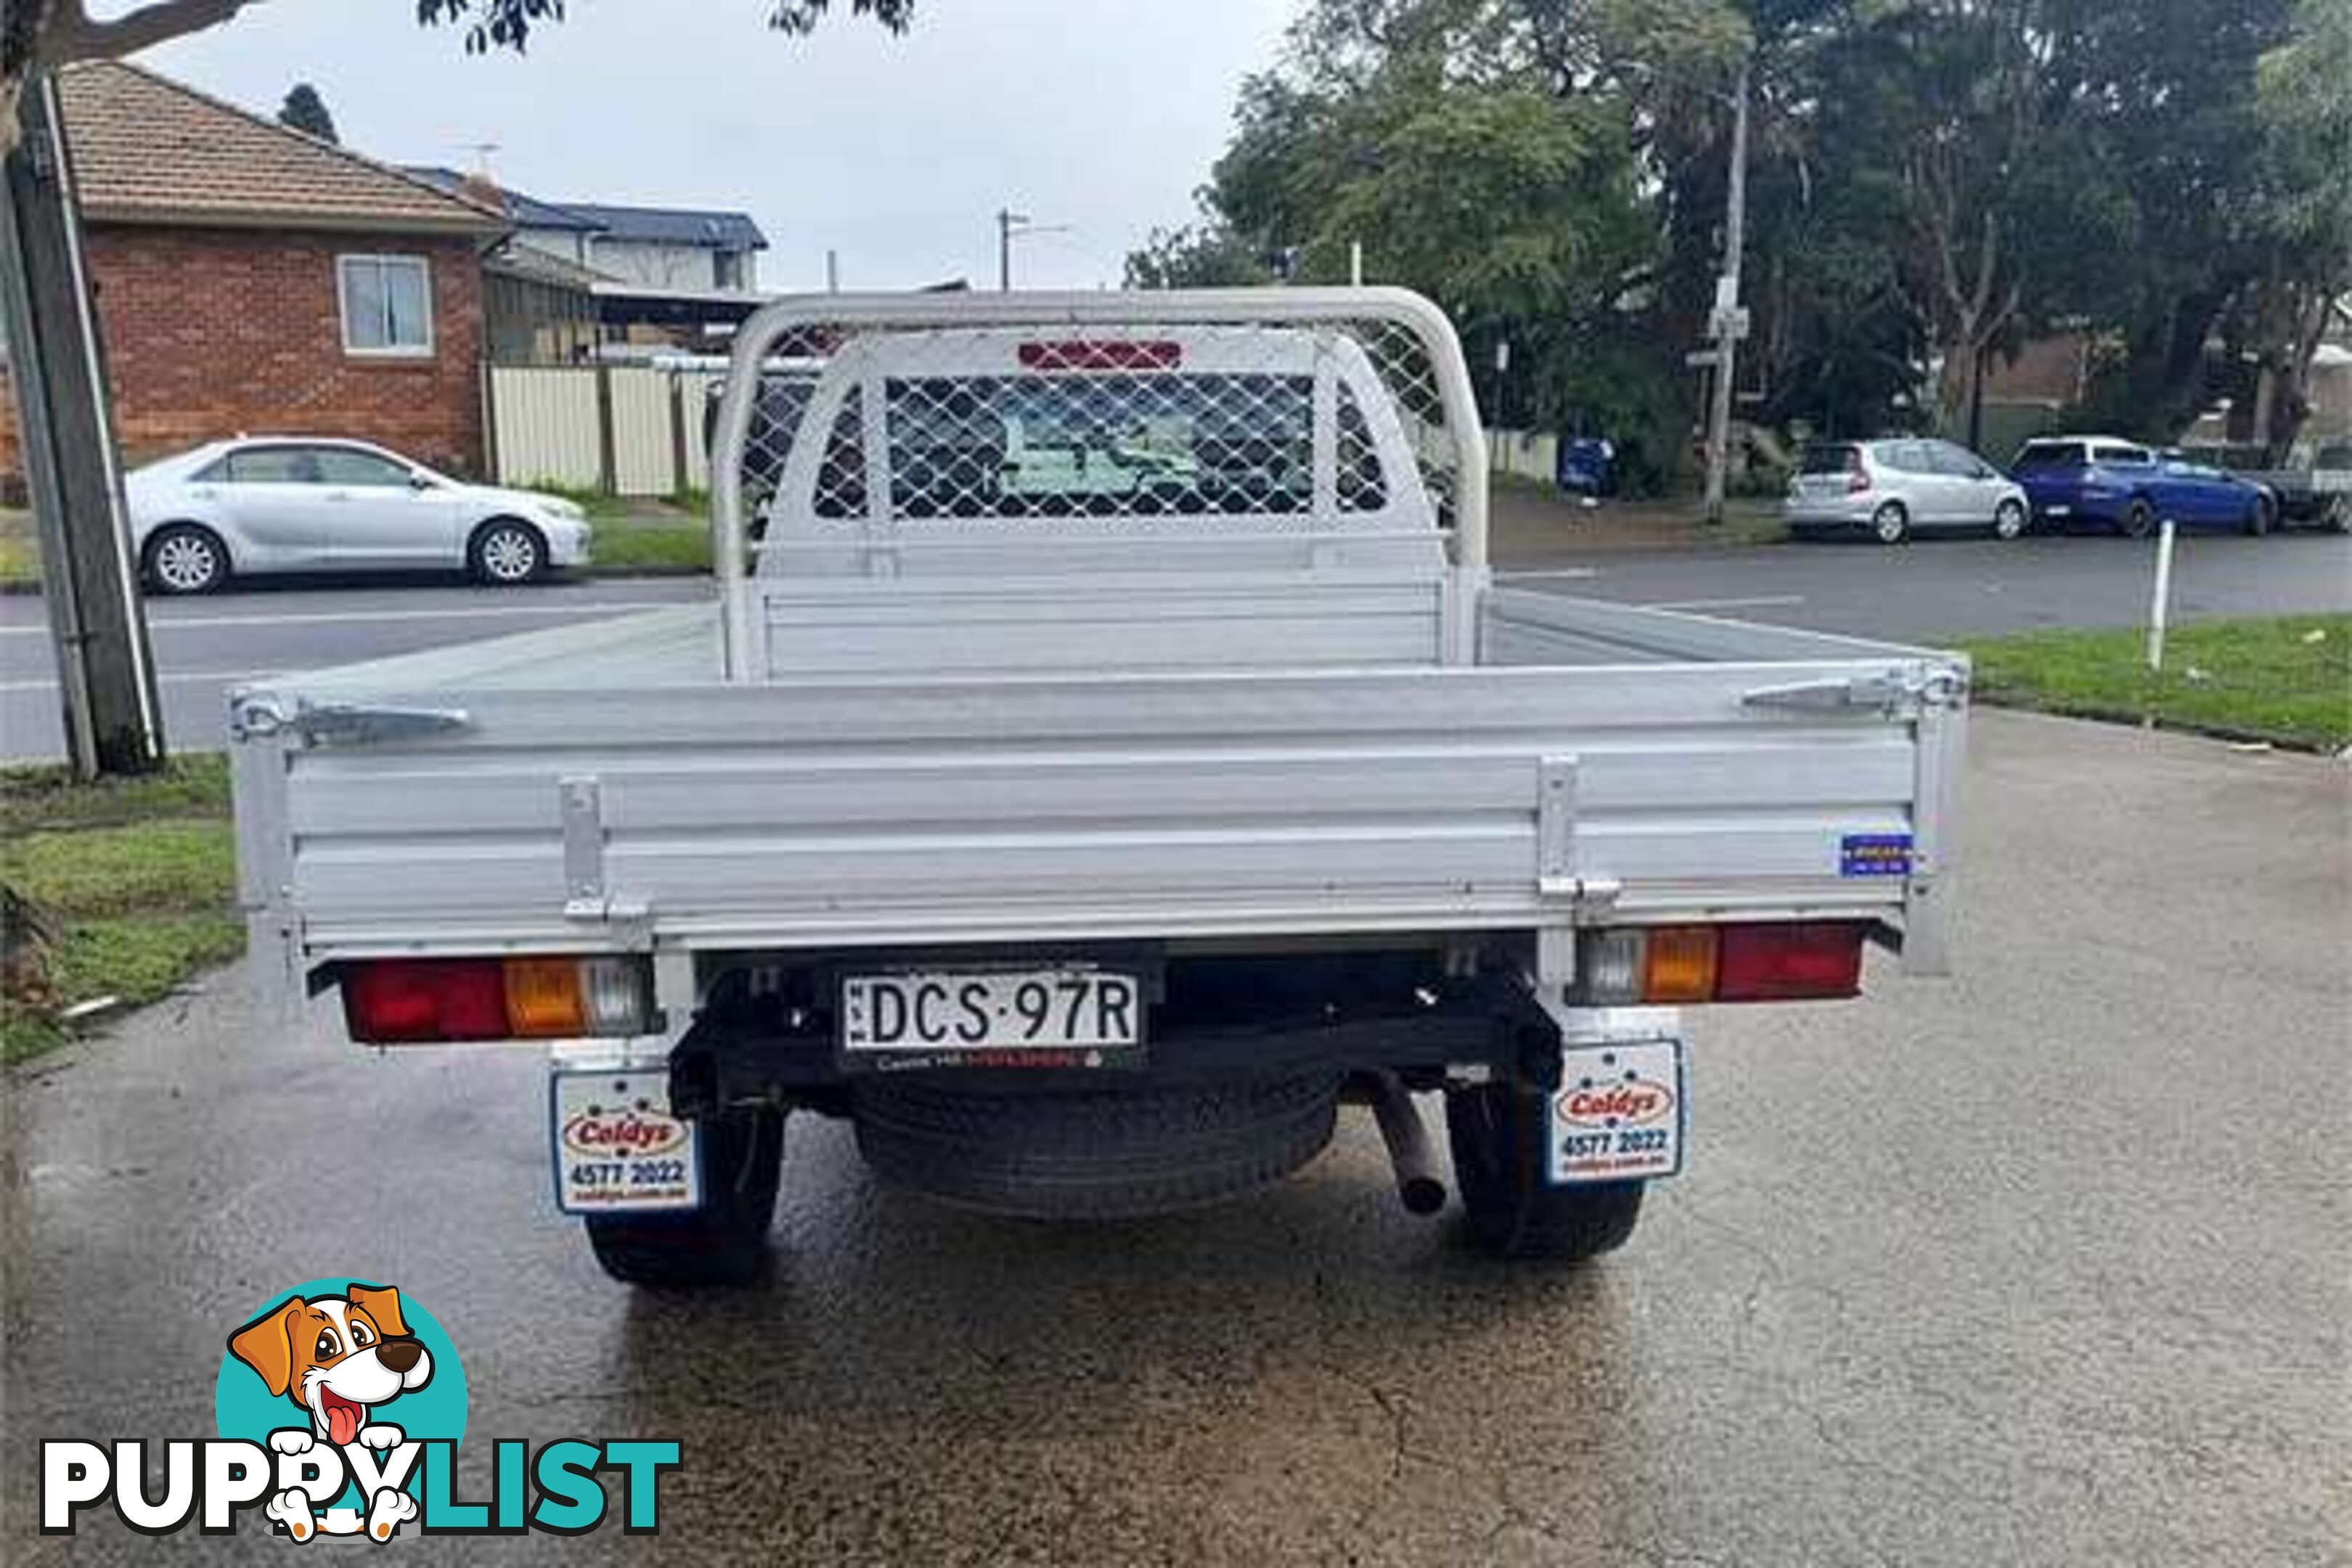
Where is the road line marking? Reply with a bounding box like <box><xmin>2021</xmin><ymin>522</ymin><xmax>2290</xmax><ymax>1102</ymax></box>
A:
<box><xmin>0</xmin><ymin>669</ymin><xmax>273</xmax><ymax>693</ymax></box>
<box><xmin>1493</xmin><ymin>568</ymin><xmax>1601</xmax><ymax>581</ymax></box>
<box><xmin>0</xmin><ymin>599</ymin><xmax>693</xmax><ymax>637</ymax></box>
<box><xmin>1638</xmin><ymin>595</ymin><xmax>1808</xmax><ymax>612</ymax></box>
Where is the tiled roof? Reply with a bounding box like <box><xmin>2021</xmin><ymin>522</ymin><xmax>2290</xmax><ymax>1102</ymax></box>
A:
<box><xmin>558</xmin><ymin>202</ymin><xmax>768</xmax><ymax>251</ymax></box>
<box><xmin>57</xmin><ymin>62</ymin><xmax>502</xmax><ymax>234</ymax></box>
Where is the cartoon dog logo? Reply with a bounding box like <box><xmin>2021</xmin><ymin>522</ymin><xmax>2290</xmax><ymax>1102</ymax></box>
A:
<box><xmin>227</xmin><ymin>1285</ymin><xmax>432</xmax><ymax>1541</ymax></box>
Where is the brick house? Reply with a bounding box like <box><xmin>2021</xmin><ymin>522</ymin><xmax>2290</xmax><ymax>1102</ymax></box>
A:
<box><xmin>0</xmin><ymin>61</ymin><xmax>505</xmax><ymax>497</ymax></box>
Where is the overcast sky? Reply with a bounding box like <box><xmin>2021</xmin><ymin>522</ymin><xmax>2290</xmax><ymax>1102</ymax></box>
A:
<box><xmin>129</xmin><ymin>0</ymin><xmax>1293</xmax><ymax>291</ymax></box>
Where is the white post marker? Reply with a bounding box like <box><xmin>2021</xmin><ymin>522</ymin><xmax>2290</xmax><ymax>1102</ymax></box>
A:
<box><xmin>1349</xmin><ymin>240</ymin><xmax>1363</xmax><ymax>287</ymax></box>
<box><xmin>2147</xmin><ymin>518</ymin><xmax>2177</xmax><ymax>673</ymax></box>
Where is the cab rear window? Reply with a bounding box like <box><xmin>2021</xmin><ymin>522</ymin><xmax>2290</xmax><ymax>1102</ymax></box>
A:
<box><xmin>2012</xmin><ymin>442</ymin><xmax>2085</xmax><ymax>470</ymax></box>
<box><xmin>882</xmin><ymin>372</ymin><xmax>1318</xmax><ymax>520</ymax></box>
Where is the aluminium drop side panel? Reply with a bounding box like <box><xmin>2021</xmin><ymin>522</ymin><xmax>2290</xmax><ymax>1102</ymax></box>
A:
<box><xmin>253</xmin><ymin>656</ymin><xmax>1943</xmax><ymax>971</ymax></box>
<box><xmin>229</xmin><ymin>722</ymin><xmax>306</xmax><ymax>1024</ymax></box>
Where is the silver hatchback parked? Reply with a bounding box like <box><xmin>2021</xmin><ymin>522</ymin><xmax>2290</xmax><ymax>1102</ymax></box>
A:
<box><xmin>1785</xmin><ymin>438</ymin><xmax>2031</xmax><ymax>544</ymax></box>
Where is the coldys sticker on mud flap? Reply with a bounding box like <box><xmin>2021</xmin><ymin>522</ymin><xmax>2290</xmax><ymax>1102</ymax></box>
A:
<box><xmin>551</xmin><ymin>1068</ymin><xmax>701</xmax><ymax>1214</ymax></box>
<box><xmin>1548</xmin><ymin>1039</ymin><xmax>1686</xmax><ymax>1185</ymax></box>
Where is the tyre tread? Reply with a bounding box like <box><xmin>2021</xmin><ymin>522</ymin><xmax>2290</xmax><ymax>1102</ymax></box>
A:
<box><xmin>1445</xmin><ymin>1085</ymin><xmax>1645</xmax><ymax>1262</ymax></box>
<box><xmin>853</xmin><ymin>1074</ymin><xmax>1339</xmax><ymax>1220</ymax></box>
<box><xmin>584</xmin><ymin>1110</ymin><xmax>783</xmax><ymax>1287</ymax></box>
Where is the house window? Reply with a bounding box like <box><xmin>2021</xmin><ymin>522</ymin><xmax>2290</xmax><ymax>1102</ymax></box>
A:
<box><xmin>338</xmin><ymin>255</ymin><xmax>434</xmax><ymax>356</ymax></box>
<box><xmin>714</xmin><ymin>250</ymin><xmax>743</xmax><ymax>290</ymax></box>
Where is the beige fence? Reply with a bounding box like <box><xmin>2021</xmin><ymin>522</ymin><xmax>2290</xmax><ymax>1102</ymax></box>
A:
<box><xmin>484</xmin><ymin>364</ymin><xmax>714</xmax><ymax>497</ymax></box>
<box><xmin>489</xmin><ymin>368</ymin><xmax>1572</xmax><ymax>500</ymax></box>
<box><xmin>1488</xmin><ymin>428</ymin><xmax>1558</xmax><ymax>484</ymax></box>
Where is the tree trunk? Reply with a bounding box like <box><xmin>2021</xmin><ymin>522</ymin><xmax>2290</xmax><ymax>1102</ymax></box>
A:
<box><xmin>2261</xmin><ymin>287</ymin><xmax>2336</xmax><ymax>461</ymax></box>
<box><xmin>2112</xmin><ymin>279</ymin><xmax>2242</xmax><ymax>441</ymax></box>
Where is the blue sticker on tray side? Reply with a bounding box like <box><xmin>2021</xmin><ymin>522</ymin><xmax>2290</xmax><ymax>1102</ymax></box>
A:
<box><xmin>1840</xmin><ymin>833</ymin><xmax>1914</xmax><ymax>877</ymax></box>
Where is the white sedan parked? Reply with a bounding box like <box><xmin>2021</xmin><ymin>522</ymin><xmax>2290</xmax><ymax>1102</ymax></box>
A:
<box><xmin>125</xmin><ymin>438</ymin><xmax>593</xmax><ymax>594</ymax></box>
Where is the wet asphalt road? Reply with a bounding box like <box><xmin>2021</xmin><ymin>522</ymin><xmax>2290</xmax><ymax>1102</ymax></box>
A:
<box><xmin>4</xmin><ymin>528</ymin><xmax>2349</xmax><ymax>760</ymax></box>
<box><xmin>5</xmin><ymin>710</ymin><xmax>2346</xmax><ymax>1564</ymax></box>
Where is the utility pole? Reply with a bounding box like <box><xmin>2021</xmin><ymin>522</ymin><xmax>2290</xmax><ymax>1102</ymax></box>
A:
<box><xmin>997</xmin><ymin>208</ymin><xmax>1022</xmax><ymax>291</ymax></box>
<box><xmin>995</xmin><ymin>208</ymin><xmax>1067</xmax><ymax>291</ymax></box>
<box><xmin>0</xmin><ymin>71</ymin><xmax>163</xmax><ymax>776</ymax></box>
<box><xmin>1701</xmin><ymin>57</ymin><xmax>1752</xmax><ymax>527</ymax></box>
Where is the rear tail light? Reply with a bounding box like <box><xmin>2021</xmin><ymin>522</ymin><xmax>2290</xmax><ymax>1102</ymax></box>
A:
<box><xmin>1573</xmin><ymin>923</ymin><xmax>1866</xmax><ymax>1005</ymax></box>
<box><xmin>344</xmin><ymin>956</ymin><xmax>654</xmax><ymax>1043</ymax></box>
<box><xmin>1717</xmin><ymin>923</ymin><xmax>1866</xmax><ymax>1000</ymax></box>
<box><xmin>1845</xmin><ymin>470</ymin><xmax>1872</xmax><ymax>494</ymax></box>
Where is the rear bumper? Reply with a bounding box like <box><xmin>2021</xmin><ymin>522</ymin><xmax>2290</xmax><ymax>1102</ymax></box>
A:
<box><xmin>666</xmin><ymin>960</ymin><xmax>1570</xmax><ymax>1119</ymax></box>
<box><xmin>2028</xmin><ymin>493</ymin><xmax>2125</xmax><ymax>525</ymax></box>
<box><xmin>1782</xmin><ymin>496</ymin><xmax>1877</xmax><ymax>529</ymax></box>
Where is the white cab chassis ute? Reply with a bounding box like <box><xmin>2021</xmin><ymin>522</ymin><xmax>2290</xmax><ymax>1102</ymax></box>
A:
<box><xmin>231</xmin><ymin>290</ymin><xmax>1967</xmax><ymax>1286</ymax></box>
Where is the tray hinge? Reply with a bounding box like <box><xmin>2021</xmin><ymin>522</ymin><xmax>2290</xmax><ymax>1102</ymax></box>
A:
<box><xmin>232</xmin><ymin>695</ymin><xmax>470</xmax><ymax>748</ymax></box>
<box><xmin>1740</xmin><ymin>661</ymin><xmax>1969</xmax><ymax>719</ymax></box>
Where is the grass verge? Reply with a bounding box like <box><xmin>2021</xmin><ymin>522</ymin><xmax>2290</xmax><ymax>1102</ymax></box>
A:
<box><xmin>1964</xmin><ymin>614</ymin><xmax>2351</xmax><ymax>751</ymax></box>
<box><xmin>589</xmin><ymin>521</ymin><xmax>712</xmax><ymax>573</ymax></box>
<box><xmin>0</xmin><ymin>507</ymin><xmax>35</xmax><ymax>587</ymax></box>
<box><xmin>1</xmin><ymin>755</ymin><xmax>240</xmax><ymax>1064</ymax></box>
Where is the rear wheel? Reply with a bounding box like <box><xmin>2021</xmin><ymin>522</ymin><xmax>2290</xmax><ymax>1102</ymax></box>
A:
<box><xmin>468</xmin><ymin>519</ymin><xmax>545</xmax><ymax>585</ymax></box>
<box><xmin>1445</xmin><ymin>1084</ymin><xmax>1645</xmax><ymax>1261</ymax></box>
<box><xmin>2122</xmin><ymin>499</ymin><xmax>2157</xmax><ymax>539</ymax></box>
<box><xmin>1869</xmin><ymin>501</ymin><xmax>1910</xmax><ymax>545</ymax></box>
<box><xmin>852</xmin><ymin>1072</ymin><xmax>1340</xmax><ymax>1220</ymax></box>
<box><xmin>144</xmin><ymin>523</ymin><xmax>229</xmax><ymax>594</ymax></box>
<box><xmin>2327</xmin><ymin>496</ymin><xmax>2351</xmax><ymax>535</ymax></box>
<box><xmin>584</xmin><ymin>1108</ymin><xmax>783</xmax><ymax>1287</ymax></box>
<box><xmin>1992</xmin><ymin>498</ymin><xmax>2028</xmax><ymax>541</ymax></box>
<box><xmin>2245</xmin><ymin>495</ymin><xmax>2274</xmax><ymax>536</ymax></box>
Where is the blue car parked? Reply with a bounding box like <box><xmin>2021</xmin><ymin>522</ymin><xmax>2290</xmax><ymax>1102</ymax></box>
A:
<box><xmin>2012</xmin><ymin>436</ymin><xmax>2279</xmax><ymax>537</ymax></box>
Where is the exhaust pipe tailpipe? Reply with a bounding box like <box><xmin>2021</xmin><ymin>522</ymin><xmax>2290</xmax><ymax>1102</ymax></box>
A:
<box><xmin>1361</xmin><ymin>1070</ymin><xmax>1447</xmax><ymax>1216</ymax></box>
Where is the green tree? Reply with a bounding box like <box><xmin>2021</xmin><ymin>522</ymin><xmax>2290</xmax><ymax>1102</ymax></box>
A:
<box><xmin>277</xmin><ymin>81</ymin><xmax>338</xmax><ymax>143</ymax></box>
<box><xmin>2238</xmin><ymin>0</ymin><xmax>2352</xmax><ymax>454</ymax></box>
<box><xmin>2057</xmin><ymin>0</ymin><xmax>2303</xmax><ymax>439</ymax></box>
<box><xmin>1124</xmin><ymin>221</ymin><xmax>1273</xmax><ymax>290</ymax></box>
<box><xmin>1147</xmin><ymin>0</ymin><xmax>1683</xmax><ymax>475</ymax></box>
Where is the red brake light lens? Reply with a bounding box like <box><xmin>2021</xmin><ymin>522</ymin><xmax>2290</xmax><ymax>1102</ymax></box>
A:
<box><xmin>344</xmin><ymin>959</ymin><xmax>506</xmax><ymax>1042</ymax></box>
<box><xmin>1016</xmin><ymin>340</ymin><xmax>1182</xmax><ymax>372</ymax></box>
<box><xmin>1716</xmin><ymin>922</ymin><xmax>1867</xmax><ymax>1002</ymax></box>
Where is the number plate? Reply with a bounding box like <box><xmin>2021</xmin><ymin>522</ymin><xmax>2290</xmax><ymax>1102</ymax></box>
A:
<box><xmin>1546</xmin><ymin>1039</ymin><xmax>1686</xmax><ymax>1186</ymax></box>
<box><xmin>840</xmin><ymin>968</ymin><xmax>1144</xmax><ymax>1071</ymax></box>
<box><xmin>550</xmin><ymin>1067</ymin><xmax>701</xmax><ymax>1214</ymax></box>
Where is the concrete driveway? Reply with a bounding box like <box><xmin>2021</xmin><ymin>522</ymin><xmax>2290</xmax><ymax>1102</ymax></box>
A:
<box><xmin>4</xmin><ymin>710</ymin><xmax>2346</xmax><ymax>1564</ymax></box>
